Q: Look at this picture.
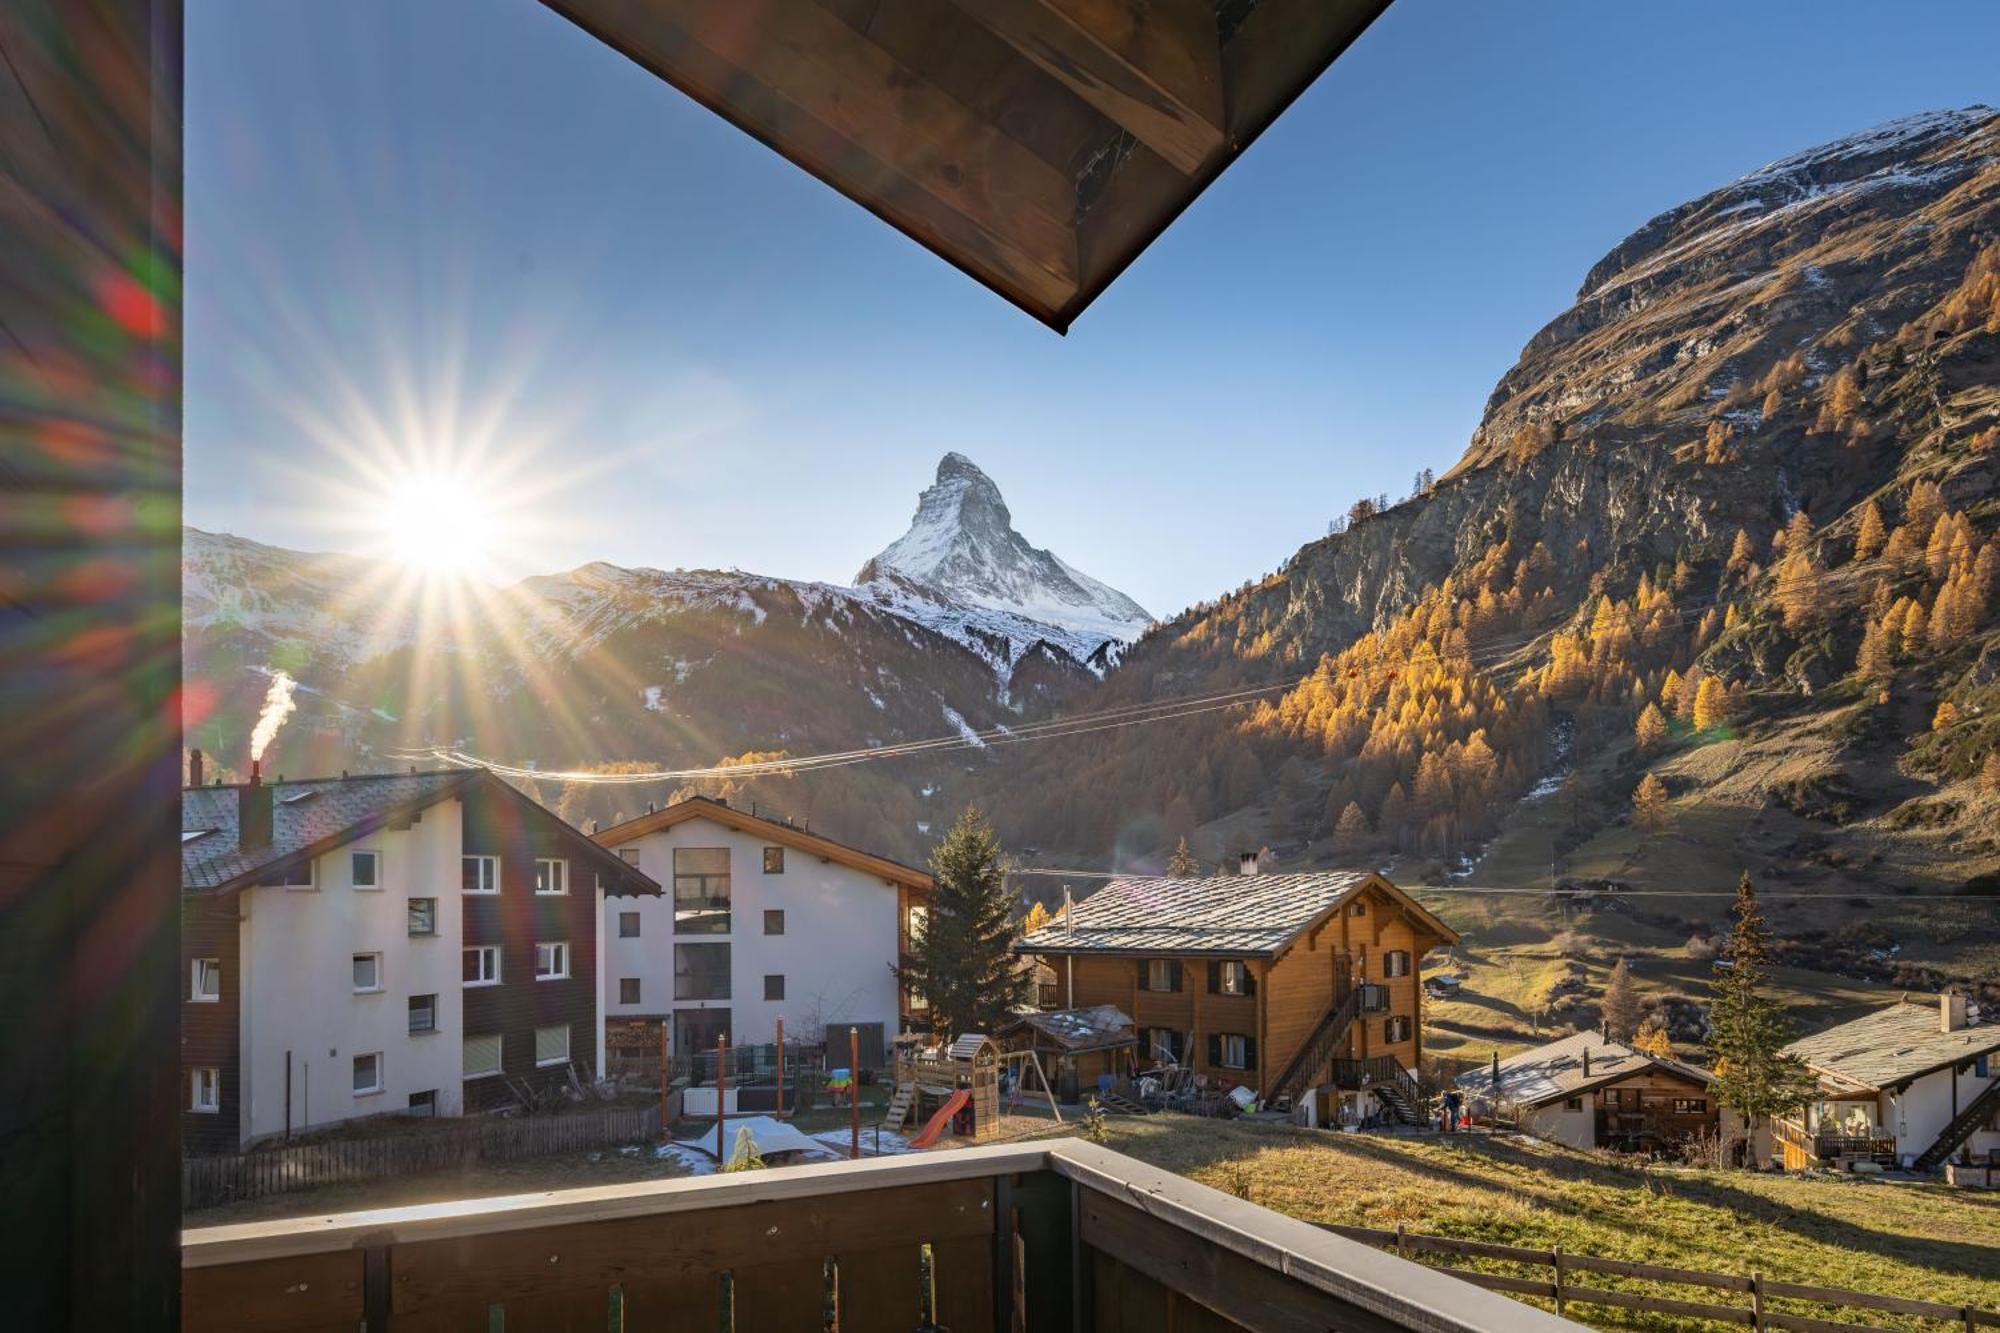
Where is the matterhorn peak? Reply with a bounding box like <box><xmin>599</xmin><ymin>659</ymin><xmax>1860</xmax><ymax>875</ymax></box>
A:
<box><xmin>855</xmin><ymin>454</ymin><xmax>1151</xmax><ymax>671</ymax></box>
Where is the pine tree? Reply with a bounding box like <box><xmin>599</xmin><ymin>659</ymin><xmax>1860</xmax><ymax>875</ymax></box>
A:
<box><xmin>1165</xmin><ymin>837</ymin><xmax>1199</xmax><ymax>878</ymax></box>
<box><xmin>1632</xmin><ymin>773</ymin><xmax>1671</xmax><ymax>831</ymax></box>
<box><xmin>901</xmin><ymin>807</ymin><xmax>1029</xmax><ymax>1038</ymax></box>
<box><xmin>1784</xmin><ymin>510</ymin><xmax>1814</xmax><ymax>556</ymax></box>
<box><xmin>1854</xmin><ymin>500</ymin><xmax>1886</xmax><ymax>560</ymax></box>
<box><xmin>1634</xmin><ymin>703</ymin><xmax>1669</xmax><ymax>750</ymax></box>
<box><xmin>1333</xmin><ymin>802</ymin><xmax>1371</xmax><ymax>854</ymax></box>
<box><xmin>1775</xmin><ymin>551</ymin><xmax>1823</xmax><ymax>631</ymax></box>
<box><xmin>1855</xmin><ymin>617</ymin><xmax>1895</xmax><ymax>681</ymax></box>
<box><xmin>1726</xmin><ymin>529</ymin><xmax>1758</xmax><ymax>575</ymax></box>
<box><xmin>1601</xmin><ymin>957</ymin><xmax>1641</xmax><ymax>1042</ymax></box>
<box><xmin>1707</xmin><ymin>873</ymin><xmax>1818</xmax><ymax>1141</ymax></box>
<box><xmin>1693</xmin><ymin>676</ymin><xmax>1732</xmax><ymax>732</ymax></box>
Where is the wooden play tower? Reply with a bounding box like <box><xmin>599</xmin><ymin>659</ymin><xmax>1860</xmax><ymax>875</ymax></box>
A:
<box><xmin>885</xmin><ymin>1033</ymin><xmax>1000</xmax><ymax>1145</ymax></box>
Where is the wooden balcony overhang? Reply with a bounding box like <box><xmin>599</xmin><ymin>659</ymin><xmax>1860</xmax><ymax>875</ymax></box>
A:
<box><xmin>540</xmin><ymin>0</ymin><xmax>1391</xmax><ymax>332</ymax></box>
<box><xmin>182</xmin><ymin>1137</ymin><xmax>1582</xmax><ymax>1331</ymax></box>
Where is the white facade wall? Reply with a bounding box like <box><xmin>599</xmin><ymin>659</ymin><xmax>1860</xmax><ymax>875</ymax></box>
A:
<box><xmin>602</xmin><ymin>816</ymin><xmax>905</xmax><ymax>1050</ymax></box>
<box><xmin>1523</xmin><ymin>1094</ymin><xmax>1596</xmax><ymax>1149</ymax></box>
<box><xmin>1885</xmin><ymin>1063</ymin><xmax>2000</xmax><ymax>1165</ymax></box>
<box><xmin>239</xmin><ymin>799</ymin><xmax>466</xmax><ymax>1144</ymax></box>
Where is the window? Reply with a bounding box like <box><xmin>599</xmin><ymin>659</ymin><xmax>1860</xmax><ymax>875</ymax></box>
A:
<box><xmin>535</xmin><ymin>941</ymin><xmax>570</xmax><ymax>980</ymax></box>
<box><xmin>190</xmin><ymin>958</ymin><xmax>221</xmax><ymax>1003</ymax></box>
<box><xmin>764</xmin><ymin>909</ymin><xmax>785</xmax><ymax>936</ymax></box>
<box><xmin>407</xmin><ymin>1089</ymin><xmax>437</xmax><ymax>1117</ymax></box>
<box><xmin>1349</xmin><ymin>901</ymin><xmax>1366</xmax><ymax>917</ymax></box>
<box><xmin>352</xmin><ymin>953</ymin><xmax>382</xmax><ymax>993</ymax></box>
<box><xmin>764</xmin><ymin>974</ymin><xmax>785</xmax><ymax>1001</ymax></box>
<box><xmin>675</xmin><ymin>943</ymin><xmax>731</xmax><ymax>1000</ymax></box>
<box><xmin>190</xmin><ymin>1067</ymin><xmax>220</xmax><ymax>1113</ymax></box>
<box><xmin>351</xmin><ymin>850</ymin><xmax>380</xmax><ymax>889</ymax></box>
<box><xmin>279</xmin><ymin>859</ymin><xmax>314</xmax><ymax>889</ymax></box>
<box><xmin>408</xmin><ymin>993</ymin><xmax>437</xmax><ymax>1035</ymax></box>
<box><xmin>1211</xmin><ymin>960</ymin><xmax>1253</xmax><ymax>996</ymax></box>
<box><xmin>1214</xmin><ymin>1033</ymin><xmax>1250</xmax><ymax>1070</ymax></box>
<box><xmin>762</xmin><ymin>846</ymin><xmax>785</xmax><ymax>874</ymax></box>
<box><xmin>463</xmin><ymin>1033</ymin><xmax>502</xmax><ymax>1079</ymax></box>
<box><xmin>908</xmin><ymin>904</ymin><xmax>929</xmax><ymax>944</ymax></box>
<box><xmin>463</xmin><ymin>945</ymin><xmax>500</xmax><ymax>986</ymax></box>
<box><xmin>535</xmin><ymin>1023</ymin><xmax>571</xmax><ymax>1067</ymax></box>
<box><xmin>1671</xmin><ymin>1097</ymin><xmax>1708</xmax><ymax>1115</ymax></box>
<box><xmin>1359</xmin><ymin>983</ymin><xmax>1389</xmax><ymax>1013</ymax></box>
<box><xmin>1383</xmin><ymin>1015</ymin><xmax>1412</xmax><ymax>1044</ymax></box>
<box><xmin>535</xmin><ymin>857</ymin><xmax>567</xmax><ymax>895</ymax></box>
<box><xmin>353</xmin><ymin>1052</ymin><xmax>383</xmax><ymax>1096</ymax></box>
<box><xmin>673</xmin><ymin>847</ymin><xmax>730</xmax><ymax>933</ymax></box>
<box><xmin>618</xmin><ymin>911</ymin><xmax>641</xmax><ymax>938</ymax></box>
<box><xmin>1563</xmin><ymin>1096</ymin><xmax>1584</xmax><ymax>1112</ymax></box>
<box><xmin>1142</xmin><ymin>959</ymin><xmax>1181</xmax><ymax>992</ymax></box>
<box><xmin>1145</xmin><ymin>1028</ymin><xmax>1185</xmax><ymax>1064</ymax></box>
<box><xmin>1383</xmin><ymin>950</ymin><xmax>1411</xmax><ymax>978</ymax></box>
<box><xmin>619</xmin><ymin>977</ymin><xmax>641</xmax><ymax>1005</ymax></box>
<box><xmin>462</xmin><ymin>854</ymin><xmax>498</xmax><ymax>895</ymax></box>
<box><xmin>408</xmin><ymin>897</ymin><xmax>438</xmax><ymax>936</ymax></box>
<box><xmin>617</xmin><ymin>847</ymin><xmax>640</xmax><ymax>865</ymax></box>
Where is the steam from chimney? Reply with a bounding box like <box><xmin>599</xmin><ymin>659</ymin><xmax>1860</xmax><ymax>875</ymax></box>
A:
<box><xmin>249</xmin><ymin>670</ymin><xmax>298</xmax><ymax>762</ymax></box>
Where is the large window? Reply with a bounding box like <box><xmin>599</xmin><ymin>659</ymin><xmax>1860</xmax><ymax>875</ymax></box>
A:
<box><xmin>463</xmin><ymin>945</ymin><xmax>500</xmax><ymax>986</ymax></box>
<box><xmin>1141</xmin><ymin>959</ymin><xmax>1181</xmax><ymax>992</ymax></box>
<box><xmin>1212</xmin><ymin>1033</ymin><xmax>1253</xmax><ymax>1071</ymax></box>
<box><xmin>352</xmin><ymin>953</ymin><xmax>382</xmax><ymax>993</ymax></box>
<box><xmin>462</xmin><ymin>855</ymin><xmax>498</xmax><ymax>895</ymax></box>
<box><xmin>190</xmin><ymin>958</ymin><xmax>220</xmax><ymax>1003</ymax></box>
<box><xmin>1382</xmin><ymin>950</ymin><xmax>1411</xmax><ymax>978</ymax></box>
<box><xmin>1211</xmin><ymin>960</ymin><xmax>1253</xmax><ymax>996</ymax></box>
<box><xmin>535</xmin><ymin>941</ymin><xmax>570</xmax><ymax>981</ymax></box>
<box><xmin>190</xmin><ymin>1067</ymin><xmax>220</xmax><ymax>1113</ymax></box>
<box><xmin>463</xmin><ymin>1033</ymin><xmax>502</xmax><ymax>1079</ymax></box>
<box><xmin>535</xmin><ymin>857</ymin><xmax>567</xmax><ymax>895</ymax></box>
<box><xmin>351</xmin><ymin>849</ymin><xmax>380</xmax><ymax>889</ymax></box>
<box><xmin>673</xmin><ymin>847</ymin><xmax>730</xmax><ymax>933</ymax></box>
<box><xmin>408</xmin><ymin>897</ymin><xmax>437</xmax><ymax>936</ymax></box>
<box><xmin>1145</xmin><ymin>1027</ymin><xmax>1184</xmax><ymax>1064</ymax></box>
<box><xmin>674</xmin><ymin>943</ymin><xmax>731</xmax><ymax>1000</ymax></box>
<box><xmin>618</xmin><ymin>911</ymin><xmax>641</xmax><ymax>938</ymax></box>
<box><xmin>619</xmin><ymin>977</ymin><xmax>641</xmax><ymax>1004</ymax></box>
<box><xmin>535</xmin><ymin>1023</ymin><xmax>571</xmax><ymax>1067</ymax></box>
<box><xmin>764</xmin><ymin>974</ymin><xmax>785</xmax><ymax>1001</ymax></box>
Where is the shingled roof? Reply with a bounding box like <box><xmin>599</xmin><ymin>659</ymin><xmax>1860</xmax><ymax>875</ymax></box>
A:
<box><xmin>1014</xmin><ymin>870</ymin><xmax>1456</xmax><ymax>959</ymax></box>
<box><xmin>1783</xmin><ymin>997</ymin><xmax>2000</xmax><ymax>1092</ymax></box>
<box><xmin>181</xmin><ymin>769</ymin><xmax>657</xmax><ymax>897</ymax></box>
<box><xmin>1457</xmin><ymin>1030</ymin><xmax>1715</xmax><ymax>1111</ymax></box>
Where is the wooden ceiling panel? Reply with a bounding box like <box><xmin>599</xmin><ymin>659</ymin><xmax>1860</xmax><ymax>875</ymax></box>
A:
<box><xmin>544</xmin><ymin>0</ymin><xmax>1392</xmax><ymax>331</ymax></box>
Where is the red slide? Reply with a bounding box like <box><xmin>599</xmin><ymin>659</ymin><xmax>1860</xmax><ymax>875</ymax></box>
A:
<box><xmin>908</xmin><ymin>1089</ymin><xmax>971</xmax><ymax>1149</ymax></box>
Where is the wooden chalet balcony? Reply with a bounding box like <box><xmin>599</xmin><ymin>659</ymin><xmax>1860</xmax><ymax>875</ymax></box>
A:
<box><xmin>181</xmin><ymin>1137</ymin><xmax>1578</xmax><ymax>1332</ymax></box>
<box><xmin>1772</xmin><ymin>1116</ymin><xmax>1897</xmax><ymax>1164</ymax></box>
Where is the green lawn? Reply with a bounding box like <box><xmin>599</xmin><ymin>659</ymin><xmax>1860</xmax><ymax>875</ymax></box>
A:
<box><xmin>1033</xmin><ymin>1115</ymin><xmax>1998</xmax><ymax>1331</ymax></box>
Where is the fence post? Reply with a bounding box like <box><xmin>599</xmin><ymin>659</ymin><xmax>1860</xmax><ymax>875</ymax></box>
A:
<box><xmin>1551</xmin><ymin>1245</ymin><xmax>1565</xmax><ymax>1318</ymax></box>
<box><xmin>660</xmin><ymin>1020</ymin><xmax>669</xmax><ymax>1141</ymax></box>
<box><xmin>1751</xmin><ymin>1271</ymin><xmax>1764</xmax><ymax>1331</ymax></box>
<box><xmin>1394</xmin><ymin>1223</ymin><xmax>1407</xmax><ymax>1261</ymax></box>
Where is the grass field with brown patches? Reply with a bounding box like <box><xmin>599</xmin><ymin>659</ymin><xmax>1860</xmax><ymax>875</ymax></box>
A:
<box><xmin>1027</xmin><ymin>1115</ymin><xmax>1998</xmax><ymax>1330</ymax></box>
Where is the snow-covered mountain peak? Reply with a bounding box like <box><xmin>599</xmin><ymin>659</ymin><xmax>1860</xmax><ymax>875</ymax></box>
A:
<box><xmin>854</xmin><ymin>454</ymin><xmax>1151</xmax><ymax>662</ymax></box>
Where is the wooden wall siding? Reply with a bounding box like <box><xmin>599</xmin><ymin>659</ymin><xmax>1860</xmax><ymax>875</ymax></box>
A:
<box><xmin>181</xmin><ymin>1250</ymin><xmax>365</xmax><ymax>1333</ymax></box>
<box><xmin>182</xmin><ymin>891</ymin><xmax>242</xmax><ymax>1154</ymax></box>
<box><xmin>460</xmin><ymin>794</ymin><xmax>605</xmax><ymax>1109</ymax></box>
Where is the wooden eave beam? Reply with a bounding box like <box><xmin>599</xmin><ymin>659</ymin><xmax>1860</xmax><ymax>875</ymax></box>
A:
<box><xmin>546</xmin><ymin>0</ymin><xmax>1081</xmax><ymax>318</ymax></box>
<box><xmin>947</xmin><ymin>0</ymin><xmax>1224</xmax><ymax>175</ymax></box>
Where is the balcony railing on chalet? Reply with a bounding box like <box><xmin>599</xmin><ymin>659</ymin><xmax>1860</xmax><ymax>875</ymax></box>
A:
<box><xmin>1772</xmin><ymin>1115</ymin><xmax>1898</xmax><ymax>1164</ymax></box>
<box><xmin>181</xmin><ymin>1137</ymin><xmax>1582</xmax><ymax>1332</ymax></box>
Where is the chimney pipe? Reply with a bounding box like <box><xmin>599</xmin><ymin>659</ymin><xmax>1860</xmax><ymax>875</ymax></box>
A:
<box><xmin>1942</xmin><ymin>992</ymin><xmax>1969</xmax><ymax>1033</ymax></box>
<box><xmin>188</xmin><ymin>748</ymin><xmax>204</xmax><ymax>788</ymax></box>
<box><xmin>1238</xmin><ymin>851</ymin><xmax>1260</xmax><ymax>876</ymax></box>
<box><xmin>1582</xmin><ymin>1047</ymin><xmax>1592</xmax><ymax>1078</ymax></box>
<box><xmin>239</xmin><ymin>760</ymin><xmax>273</xmax><ymax>851</ymax></box>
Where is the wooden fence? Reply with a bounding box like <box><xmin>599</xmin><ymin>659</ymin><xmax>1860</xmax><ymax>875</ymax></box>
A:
<box><xmin>1320</xmin><ymin>1223</ymin><xmax>1999</xmax><ymax>1333</ymax></box>
<box><xmin>183</xmin><ymin>1103</ymin><xmax>662</xmax><ymax>1210</ymax></box>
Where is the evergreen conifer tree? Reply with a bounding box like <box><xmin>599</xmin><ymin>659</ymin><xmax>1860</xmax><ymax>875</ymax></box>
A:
<box><xmin>901</xmin><ymin>807</ymin><xmax>1029</xmax><ymax>1038</ymax></box>
<box><xmin>1165</xmin><ymin>837</ymin><xmax>1199</xmax><ymax>878</ymax></box>
<box><xmin>1600</xmin><ymin>957</ymin><xmax>1640</xmax><ymax>1042</ymax></box>
<box><xmin>1707</xmin><ymin>873</ymin><xmax>1817</xmax><ymax>1146</ymax></box>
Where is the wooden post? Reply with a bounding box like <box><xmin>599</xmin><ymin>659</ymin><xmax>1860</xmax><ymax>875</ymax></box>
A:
<box><xmin>1394</xmin><ymin>1223</ymin><xmax>1407</xmax><ymax>1260</ymax></box>
<box><xmin>850</xmin><ymin>1026</ymin><xmax>862</xmax><ymax>1160</ymax></box>
<box><xmin>1551</xmin><ymin>1244</ymin><xmax>1565</xmax><ymax>1318</ymax></box>
<box><xmin>659</xmin><ymin>1022</ymin><xmax>669</xmax><ymax>1140</ymax></box>
<box><xmin>716</xmin><ymin>1033</ymin><xmax>728</xmax><ymax>1164</ymax></box>
<box><xmin>1751</xmin><ymin>1271</ymin><xmax>1764</xmax><ymax>1330</ymax></box>
<box><xmin>776</xmin><ymin>1016</ymin><xmax>786</xmax><ymax>1119</ymax></box>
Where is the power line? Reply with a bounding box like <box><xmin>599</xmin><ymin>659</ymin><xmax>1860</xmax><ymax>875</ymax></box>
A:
<box><xmin>1002</xmin><ymin>867</ymin><xmax>1976</xmax><ymax>900</ymax></box>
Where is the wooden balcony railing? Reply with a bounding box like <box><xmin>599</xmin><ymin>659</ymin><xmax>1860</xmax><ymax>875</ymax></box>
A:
<box><xmin>181</xmin><ymin>1137</ymin><xmax>1583</xmax><ymax>1332</ymax></box>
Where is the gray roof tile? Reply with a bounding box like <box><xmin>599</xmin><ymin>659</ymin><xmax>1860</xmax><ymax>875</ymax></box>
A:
<box><xmin>1016</xmin><ymin>871</ymin><xmax>1373</xmax><ymax>958</ymax></box>
<box><xmin>1783</xmin><ymin>998</ymin><xmax>2000</xmax><ymax>1090</ymax></box>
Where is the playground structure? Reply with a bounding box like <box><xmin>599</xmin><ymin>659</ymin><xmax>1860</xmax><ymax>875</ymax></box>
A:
<box><xmin>884</xmin><ymin>1032</ymin><xmax>1003</xmax><ymax>1144</ymax></box>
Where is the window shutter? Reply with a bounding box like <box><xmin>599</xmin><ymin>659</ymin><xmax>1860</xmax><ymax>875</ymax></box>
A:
<box><xmin>1136</xmin><ymin>959</ymin><xmax>1149</xmax><ymax>991</ymax></box>
<box><xmin>1206</xmin><ymin>961</ymin><xmax>1220</xmax><ymax>994</ymax></box>
<box><xmin>1244</xmin><ymin>965</ymin><xmax>1257</xmax><ymax>997</ymax></box>
<box><xmin>1207</xmin><ymin>1033</ymin><xmax>1221</xmax><ymax>1068</ymax></box>
<box><xmin>1168</xmin><ymin>960</ymin><xmax>1182</xmax><ymax>992</ymax></box>
<box><xmin>1244</xmin><ymin>1036</ymin><xmax>1258</xmax><ymax>1073</ymax></box>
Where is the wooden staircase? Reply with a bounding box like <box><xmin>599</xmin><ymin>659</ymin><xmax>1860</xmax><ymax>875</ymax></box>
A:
<box><xmin>1913</xmin><ymin>1077</ymin><xmax>2000</xmax><ymax>1171</ymax></box>
<box><xmin>1268</xmin><ymin>985</ymin><xmax>1363</xmax><ymax>1107</ymax></box>
<box><xmin>881</xmin><ymin>1082</ymin><xmax>915</xmax><ymax>1134</ymax></box>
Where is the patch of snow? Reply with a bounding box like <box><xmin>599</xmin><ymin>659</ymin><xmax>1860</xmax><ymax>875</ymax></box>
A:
<box><xmin>940</xmin><ymin>705</ymin><xmax>985</xmax><ymax>749</ymax></box>
<box><xmin>642</xmin><ymin>686</ymin><xmax>664</xmax><ymax>712</ymax></box>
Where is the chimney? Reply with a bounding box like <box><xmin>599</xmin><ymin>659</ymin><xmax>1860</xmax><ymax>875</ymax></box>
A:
<box><xmin>188</xmin><ymin>748</ymin><xmax>204</xmax><ymax>788</ymax></box>
<box><xmin>1942</xmin><ymin>992</ymin><xmax>1969</xmax><ymax>1033</ymax></box>
<box><xmin>239</xmin><ymin>761</ymin><xmax>273</xmax><ymax>850</ymax></box>
<box><xmin>1582</xmin><ymin>1047</ymin><xmax>1592</xmax><ymax>1078</ymax></box>
<box><xmin>1238</xmin><ymin>851</ymin><xmax>1261</xmax><ymax>876</ymax></box>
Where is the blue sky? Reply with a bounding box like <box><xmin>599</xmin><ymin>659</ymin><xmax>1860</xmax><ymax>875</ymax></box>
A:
<box><xmin>185</xmin><ymin>0</ymin><xmax>1999</xmax><ymax>617</ymax></box>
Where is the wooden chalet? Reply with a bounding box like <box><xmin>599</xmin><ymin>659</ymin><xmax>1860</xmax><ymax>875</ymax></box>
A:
<box><xmin>1015</xmin><ymin>868</ymin><xmax>1459</xmax><ymax>1120</ymax></box>
<box><xmin>1460</xmin><ymin>1031</ymin><xmax>1726</xmax><ymax>1153</ymax></box>
<box><xmin>994</xmin><ymin>1003</ymin><xmax>1140</xmax><ymax>1099</ymax></box>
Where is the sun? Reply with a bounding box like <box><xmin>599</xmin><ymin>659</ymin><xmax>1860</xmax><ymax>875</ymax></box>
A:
<box><xmin>380</xmin><ymin>473</ymin><xmax>497</xmax><ymax>575</ymax></box>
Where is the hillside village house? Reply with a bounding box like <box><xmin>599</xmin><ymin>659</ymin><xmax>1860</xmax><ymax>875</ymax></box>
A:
<box><xmin>1460</xmin><ymin>1030</ymin><xmax>1730</xmax><ymax>1153</ymax></box>
<box><xmin>1015</xmin><ymin>864</ymin><xmax>1459</xmax><ymax>1121</ymax></box>
<box><xmin>592</xmin><ymin>797</ymin><xmax>932</xmax><ymax>1078</ymax></box>
<box><xmin>179</xmin><ymin>759</ymin><xmax>657</xmax><ymax>1152</ymax></box>
<box><xmin>1776</xmin><ymin>994</ymin><xmax>2000</xmax><ymax>1172</ymax></box>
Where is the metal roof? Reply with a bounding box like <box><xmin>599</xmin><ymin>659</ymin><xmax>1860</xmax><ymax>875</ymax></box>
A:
<box><xmin>1455</xmin><ymin>1030</ymin><xmax>1715</xmax><ymax>1110</ymax></box>
<box><xmin>181</xmin><ymin>769</ymin><xmax>658</xmax><ymax>897</ymax></box>
<box><xmin>1015</xmin><ymin>870</ymin><xmax>1406</xmax><ymax>958</ymax></box>
<box><xmin>1783</xmin><ymin>998</ymin><xmax>2000</xmax><ymax>1091</ymax></box>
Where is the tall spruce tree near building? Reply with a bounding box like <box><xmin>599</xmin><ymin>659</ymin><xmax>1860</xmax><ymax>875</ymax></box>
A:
<box><xmin>901</xmin><ymin>806</ymin><xmax>1028</xmax><ymax>1038</ymax></box>
<box><xmin>1600</xmin><ymin>957</ymin><xmax>1640</xmax><ymax>1043</ymax></box>
<box><xmin>1707</xmin><ymin>873</ymin><xmax>1817</xmax><ymax>1145</ymax></box>
<box><xmin>1166</xmin><ymin>837</ymin><xmax>1199</xmax><ymax>877</ymax></box>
